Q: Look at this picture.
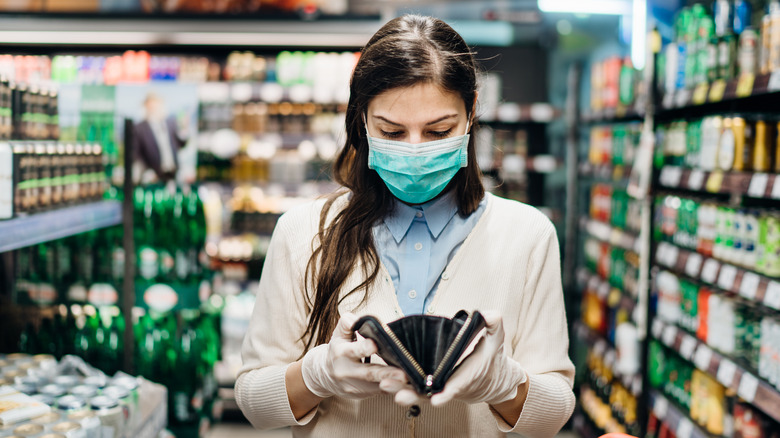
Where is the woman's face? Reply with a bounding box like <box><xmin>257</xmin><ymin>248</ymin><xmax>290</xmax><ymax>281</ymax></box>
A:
<box><xmin>366</xmin><ymin>82</ymin><xmax>470</xmax><ymax>144</ymax></box>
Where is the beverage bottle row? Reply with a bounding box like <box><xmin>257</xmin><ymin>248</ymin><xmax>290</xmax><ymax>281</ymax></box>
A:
<box><xmin>2</xmin><ymin>142</ymin><xmax>107</xmax><ymax>219</ymax></box>
<box><xmin>583</xmin><ymin>350</ymin><xmax>641</xmax><ymax>436</ymax></box>
<box><xmin>657</xmin><ymin>270</ymin><xmax>763</xmax><ymax>370</ymax></box>
<box><xmin>0</xmin><ymin>78</ymin><xmax>59</xmax><ymax>141</ymax></box>
<box><xmin>584</xmin><ymin>237</ymin><xmax>640</xmax><ymax>298</ymax></box>
<box><xmin>655</xmin><ymin>194</ymin><xmax>780</xmax><ymax>276</ymax></box>
<box><xmin>589</xmin><ymin>56</ymin><xmax>640</xmax><ymax>111</ymax></box>
<box><xmin>588</xmin><ymin>123</ymin><xmax>642</xmax><ymax>168</ymax></box>
<box><xmin>590</xmin><ymin>184</ymin><xmax>643</xmax><ymax>233</ymax></box>
<box><xmin>649</xmin><ymin>340</ymin><xmax>780</xmax><ymax>437</ymax></box>
<box><xmin>133</xmin><ymin>186</ymin><xmax>208</xmax><ymax>291</ymax></box>
<box><xmin>659</xmin><ymin>0</ymin><xmax>780</xmax><ymax>93</ymax></box>
<box><xmin>658</xmin><ymin>115</ymin><xmax>780</xmax><ymax>173</ymax></box>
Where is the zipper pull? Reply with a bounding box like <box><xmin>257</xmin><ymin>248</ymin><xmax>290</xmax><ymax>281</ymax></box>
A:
<box><xmin>425</xmin><ymin>374</ymin><xmax>433</xmax><ymax>397</ymax></box>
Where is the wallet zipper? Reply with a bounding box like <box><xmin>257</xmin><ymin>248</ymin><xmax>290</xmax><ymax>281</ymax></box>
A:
<box><xmin>382</xmin><ymin>314</ymin><xmax>473</xmax><ymax>396</ymax></box>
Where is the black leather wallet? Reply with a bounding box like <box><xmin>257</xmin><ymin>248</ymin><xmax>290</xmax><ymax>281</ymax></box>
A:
<box><xmin>352</xmin><ymin>310</ymin><xmax>487</xmax><ymax>396</ymax></box>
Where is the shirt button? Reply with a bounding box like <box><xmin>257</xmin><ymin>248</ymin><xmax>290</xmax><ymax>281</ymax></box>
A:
<box><xmin>414</xmin><ymin>242</ymin><xmax>423</xmax><ymax>251</ymax></box>
<box><xmin>415</xmin><ymin>211</ymin><xmax>423</xmax><ymax>218</ymax></box>
<box><xmin>426</xmin><ymin>305</ymin><xmax>434</xmax><ymax>314</ymax></box>
<box><xmin>408</xmin><ymin>290</ymin><xmax>417</xmax><ymax>299</ymax></box>
<box><xmin>441</xmin><ymin>272</ymin><xmax>449</xmax><ymax>280</ymax></box>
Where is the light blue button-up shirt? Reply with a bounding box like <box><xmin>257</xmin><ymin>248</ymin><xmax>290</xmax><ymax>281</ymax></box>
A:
<box><xmin>372</xmin><ymin>191</ymin><xmax>486</xmax><ymax>316</ymax></box>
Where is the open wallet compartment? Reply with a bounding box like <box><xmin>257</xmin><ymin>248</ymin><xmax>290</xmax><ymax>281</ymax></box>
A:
<box><xmin>352</xmin><ymin>310</ymin><xmax>487</xmax><ymax>396</ymax></box>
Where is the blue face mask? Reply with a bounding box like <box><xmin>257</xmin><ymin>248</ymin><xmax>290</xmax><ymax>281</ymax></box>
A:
<box><xmin>365</xmin><ymin>119</ymin><xmax>470</xmax><ymax>204</ymax></box>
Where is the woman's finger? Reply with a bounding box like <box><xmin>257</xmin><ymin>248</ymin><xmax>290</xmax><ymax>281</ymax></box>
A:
<box><xmin>331</xmin><ymin>313</ymin><xmax>359</xmax><ymax>341</ymax></box>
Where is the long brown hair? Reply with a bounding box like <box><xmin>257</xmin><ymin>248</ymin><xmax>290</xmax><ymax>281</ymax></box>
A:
<box><xmin>300</xmin><ymin>15</ymin><xmax>485</xmax><ymax>353</ymax></box>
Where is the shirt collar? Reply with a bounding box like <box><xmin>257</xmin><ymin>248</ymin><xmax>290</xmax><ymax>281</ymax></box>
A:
<box><xmin>383</xmin><ymin>191</ymin><xmax>459</xmax><ymax>243</ymax></box>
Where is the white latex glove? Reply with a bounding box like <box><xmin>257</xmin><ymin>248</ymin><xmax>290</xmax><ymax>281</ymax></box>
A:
<box><xmin>301</xmin><ymin>312</ymin><xmax>406</xmax><ymax>399</ymax></box>
<box><xmin>382</xmin><ymin>311</ymin><xmax>526</xmax><ymax>407</ymax></box>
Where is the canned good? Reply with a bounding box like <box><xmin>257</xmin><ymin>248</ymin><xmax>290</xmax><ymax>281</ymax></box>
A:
<box><xmin>31</xmin><ymin>393</ymin><xmax>56</xmax><ymax>406</ymax></box>
<box><xmin>101</xmin><ymin>386</ymin><xmax>131</xmax><ymax>431</ymax></box>
<box><xmin>51</xmin><ymin>376</ymin><xmax>81</xmax><ymax>390</ymax></box>
<box><xmin>5</xmin><ymin>353</ymin><xmax>32</xmax><ymax>363</ymax></box>
<box><xmin>80</xmin><ymin>377</ymin><xmax>106</xmax><ymax>390</ymax></box>
<box><xmin>32</xmin><ymin>411</ymin><xmax>63</xmax><ymax>425</ymax></box>
<box><xmin>51</xmin><ymin>421</ymin><xmax>85</xmax><ymax>438</ymax></box>
<box><xmin>89</xmin><ymin>396</ymin><xmax>123</xmax><ymax>438</ymax></box>
<box><xmin>38</xmin><ymin>384</ymin><xmax>67</xmax><ymax>398</ymax></box>
<box><xmin>68</xmin><ymin>386</ymin><xmax>97</xmax><ymax>400</ymax></box>
<box><xmin>12</xmin><ymin>423</ymin><xmax>45</xmax><ymax>436</ymax></box>
<box><xmin>16</xmin><ymin>362</ymin><xmax>39</xmax><ymax>374</ymax></box>
<box><xmin>17</xmin><ymin>375</ymin><xmax>47</xmax><ymax>390</ymax></box>
<box><xmin>3</xmin><ymin>369</ymin><xmax>28</xmax><ymax>381</ymax></box>
<box><xmin>0</xmin><ymin>358</ymin><xmax>10</xmax><ymax>368</ymax></box>
<box><xmin>56</xmin><ymin>395</ymin><xmax>88</xmax><ymax>415</ymax></box>
<box><xmin>66</xmin><ymin>410</ymin><xmax>100</xmax><ymax>438</ymax></box>
<box><xmin>39</xmin><ymin>434</ymin><xmax>67</xmax><ymax>438</ymax></box>
<box><xmin>32</xmin><ymin>355</ymin><xmax>57</xmax><ymax>371</ymax></box>
<box><xmin>14</xmin><ymin>382</ymin><xmax>37</xmax><ymax>395</ymax></box>
<box><xmin>109</xmin><ymin>377</ymin><xmax>139</xmax><ymax>428</ymax></box>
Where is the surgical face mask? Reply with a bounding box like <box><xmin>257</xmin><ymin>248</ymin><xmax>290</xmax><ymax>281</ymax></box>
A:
<box><xmin>365</xmin><ymin>117</ymin><xmax>470</xmax><ymax>204</ymax></box>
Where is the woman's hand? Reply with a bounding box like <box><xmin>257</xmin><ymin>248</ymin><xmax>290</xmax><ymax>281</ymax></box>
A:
<box><xmin>301</xmin><ymin>313</ymin><xmax>406</xmax><ymax>399</ymax></box>
<box><xmin>382</xmin><ymin>311</ymin><xmax>526</xmax><ymax>407</ymax></box>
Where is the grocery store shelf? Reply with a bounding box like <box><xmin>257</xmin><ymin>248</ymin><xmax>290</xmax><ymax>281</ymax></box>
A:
<box><xmin>580</xmin><ymin>218</ymin><xmax>642</xmax><ymax>253</ymax></box>
<box><xmin>478</xmin><ymin>103</ymin><xmax>561</xmax><ymax>124</ymax></box>
<box><xmin>0</xmin><ymin>201</ymin><xmax>122</xmax><ymax>253</ymax></box>
<box><xmin>577</xmin><ymin>267</ymin><xmax>638</xmax><ymax>315</ymax></box>
<box><xmin>578</xmin><ymin>162</ymin><xmax>633</xmax><ymax>182</ymax></box>
<box><xmin>660</xmin><ymin>72</ymin><xmax>780</xmax><ymax>113</ymax></box>
<box><xmin>580</xmin><ymin>104</ymin><xmax>645</xmax><ymax>124</ymax></box>
<box><xmin>573</xmin><ymin>411</ymin><xmax>602</xmax><ymax>438</ymax></box>
<box><xmin>657</xmin><ymin>165</ymin><xmax>780</xmax><ymax>199</ymax></box>
<box><xmin>649</xmin><ymin>391</ymin><xmax>712</xmax><ymax>438</ymax></box>
<box><xmin>0</xmin><ymin>16</ymin><xmax>382</xmax><ymax>47</ymax></box>
<box><xmin>655</xmin><ymin>241</ymin><xmax>780</xmax><ymax>312</ymax></box>
<box><xmin>650</xmin><ymin>318</ymin><xmax>780</xmax><ymax>423</ymax></box>
<box><xmin>575</xmin><ymin>321</ymin><xmax>643</xmax><ymax>397</ymax></box>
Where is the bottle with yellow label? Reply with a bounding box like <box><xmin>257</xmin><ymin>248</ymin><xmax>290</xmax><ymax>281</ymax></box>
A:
<box><xmin>731</xmin><ymin>116</ymin><xmax>749</xmax><ymax>171</ymax></box>
<box><xmin>752</xmin><ymin>119</ymin><xmax>771</xmax><ymax>172</ymax></box>
<box><xmin>775</xmin><ymin>121</ymin><xmax>780</xmax><ymax>172</ymax></box>
<box><xmin>719</xmin><ymin>117</ymin><xmax>736</xmax><ymax>170</ymax></box>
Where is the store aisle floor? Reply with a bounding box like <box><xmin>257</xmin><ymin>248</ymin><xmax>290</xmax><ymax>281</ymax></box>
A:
<box><xmin>207</xmin><ymin>424</ymin><xmax>581</xmax><ymax>438</ymax></box>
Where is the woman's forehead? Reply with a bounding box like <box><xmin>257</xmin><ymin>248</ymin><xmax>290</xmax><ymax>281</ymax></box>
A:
<box><xmin>367</xmin><ymin>83</ymin><xmax>466</xmax><ymax>123</ymax></box>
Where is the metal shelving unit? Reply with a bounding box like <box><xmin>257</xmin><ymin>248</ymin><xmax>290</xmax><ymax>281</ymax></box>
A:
<box><xmin>0</xmin><ymin>201</ymin><xmax>122</xmax><ymax>253</ymax></box>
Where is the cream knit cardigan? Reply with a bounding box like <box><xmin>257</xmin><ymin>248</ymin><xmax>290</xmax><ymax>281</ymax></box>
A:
<box><xmin>235</xmin><ymin>192</ymin><xmax>576</xmax><ymax>438</ymax></box>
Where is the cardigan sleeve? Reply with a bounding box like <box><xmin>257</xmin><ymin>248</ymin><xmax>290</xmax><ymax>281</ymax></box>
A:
<box><xmin>492</xmin><ymin>220</ymin><xmax>576</xmax><ymax>438</ymax></box>
<box><xmin>234</xmin><ymin>207</ymin><xmax>318</xmax><ymax>429</ymax></box>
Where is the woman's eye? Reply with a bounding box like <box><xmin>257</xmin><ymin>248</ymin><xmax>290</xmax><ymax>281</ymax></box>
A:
<box><xmin>429</xmin><ymin>129</ymin><xmax>452</xmax><ymax>138</ymax></box>
<box><xmin>381</xmin><ymin>130</ymin><xmax>404</xmax><ymax>139</ymax></box>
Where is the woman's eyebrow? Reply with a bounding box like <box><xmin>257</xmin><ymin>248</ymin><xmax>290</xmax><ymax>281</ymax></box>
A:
<box><xmin>372</xmin><ymin>114</ymin><xmax>459</xmax><ymax>126</ymax></box>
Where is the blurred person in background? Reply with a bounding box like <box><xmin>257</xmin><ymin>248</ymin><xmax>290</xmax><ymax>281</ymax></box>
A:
<box><xmin>132</xmin><ymin>91</ymin><xmax>188</xmax><ymax>184</ymax></box>
<box><xmin>235</xmin><ymin>14</ymin><xmax>575</xmax><ymax>437</ymax></box>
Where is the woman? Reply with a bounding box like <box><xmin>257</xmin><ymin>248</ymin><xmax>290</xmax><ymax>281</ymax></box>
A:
<box><xmin>235</xmin><ymin>14</ymin><xmax>575</xmax><ymax>437</ymax></box>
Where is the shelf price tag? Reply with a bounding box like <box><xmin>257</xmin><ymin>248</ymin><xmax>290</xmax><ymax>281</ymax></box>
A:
<box><xmin>656</xmin><ymin>242</ymin><xmax>669</xmax><ymax>264</ymax></box>
<box><xmin>654</xmin><ymin>395</ymin><xmax>669</xmax><ymax>419</ymax></box>
<box><xmin>668</xmin><ymin>245</ymin><xmax>680</xmax><ymax>266</ymax></box>
<box><xmin>663</xmin><ymin>325</ymin><xmax>678</xmax><ymax>347</ymax></box>
<box><xmin>669</xmin><ymin>166</ymin><xmax>683</xmax><ymax>187</ymax></box>
<box><xmin>652</xmin><ymin>319</ymin><xmax>664</xmax><ymax>339</ymax></box>
<box><xmin>769</xmin><ymin>71</ymin><xmax>780</xmax><ymax>91</ymax></box>
<box><xmin>739</xmin><ymin>272</ymin><xmax>760</xmax><ymax>301</ymax></box>
<box><xmin>748</xmin><ymin>173</ymin><xmax>769</xmax><ymax>198</ymax></box>
<box><xmin>717</xmin><ymin>359</ymin><xmax>738</xmax><ymax>387</ymax></box>
<box><xmin>738</xmin><ymin>372</ymin><xmax>759</xmax><ymax>403</ymax></box>
<box><xmin>718</xmin><ymin>264</ymin><xmax>738</xmax><ymax>292</ymax></box>
<box><xmin>680</xmin><ymin>335</ymin><xmax>697</xmax><ymax>360</ymax></box>
<box><xmin>772</xmin><ymin>176</ymin><xmax>780</xmax><ymax>199</ymax></box>
<box><xmin>688</xmin><ymin>169</ymin><xmax>706</xmax><ymax>191</ymax></box>
<box><xmin>764</xmin><ymin>281</ymin><xmax>780</xmax><ymax>310</ymax></box>
<box><xmin>694</xmin><ymin>344</ymin><xmax>713</xmax><ymax>370</ymax></box>
<box><xmin>736</xmin><ymin>73</ymin><xmax>755</xmax><ymax>97</ymax></box>
<box><xmin>709</xmin><ymin>79</ymin><xmax>727</xmax><ymax>102</ymax></box>
<box><xmin>677</xmin><ymin>417</ymin><xmax>694</xmax><ymax>438</ymax></box>
<box><xmin>685</xmin><ymin>253</ymin><xmax>703</xmax><ymax>277</ymax></box>
<box><xmin>701</xmin><ymin>259</ymin><xmax>721</xmax><ymax>284</ymax></box>
<box><xmin>706</xmin><ymin>171</ymin><xmax>725</xmax><ymax>193</ymax></box>
<box><xmin>692</xmin><ymin>83</ymin><xmax>709</xmax><ymax>104</ymax></box>
<box><xmin>675</xmin><ymin>89</ymin><xmax>691</xmax><ymax>107</ymax></box>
